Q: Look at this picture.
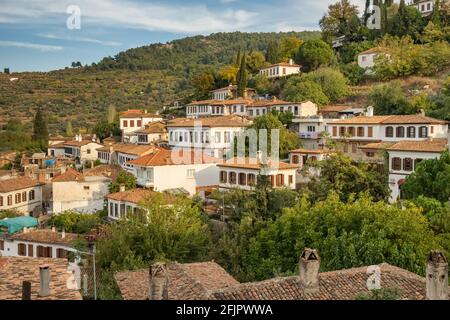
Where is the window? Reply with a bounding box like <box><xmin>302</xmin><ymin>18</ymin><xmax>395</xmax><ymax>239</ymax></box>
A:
<box><xmin>332</xmin><ymin>126</ymin><xmax>337</xmax><ymax>137</ymax></box>
<box><xmin>22</xmin><ymin>191</ymin><xmax>27</xmax><ymax>202</ymax></box>
<box><xmin>18</xmin><ymin>243</ymin><xmax>26</xmax><ymax>256</ymax></box>
<box><xmin>247</xmin><ymin>174</ymin><xmax>256</xmax><ymax>186</ymax></box>
<box><xmin>385</xmin><ymin>126</ymin><xmax>394</xmax><ymax>138</ymax></box>
<box><xmin>37</xmin><ymin>246</ymin><xmax>52</xmax><ymax>258</ymax></box>
<box><xmin>7</xmin><ymin>195</ymin><xmax>12</xmax><ymax>206</ymax></box>
<box><xmin>352</xmin><ymin>143</ymin><xmax>357</xmax><ymax>153</ymax></box>
<box><xmin>392</xmin><ymin>157</ymin><xmax>402</xmax><ymax>170</ymax></box>
<box><xmin>29</xmin><ymin>190</ymin><xmax>35</xmax><ymax>201</ymax></box>
<box><xmin>419</xmin><ymin>126</ymin><xmax>428</xmax><ymax>138</ymax></box>
<box><xmin>15</xmin><ymin>193</ymin><xmax>21</xmax><ymax>204</ymax></box>
<box><xmin>362</xmin><ymin>56</ymin><xmax>367</xmax><ymax>62</ymax></box>
<box><xmin>276</xmin><ymin>174</ymin><xmax>284</xmax><ymax>187</ymax></box>
<box><xmin>407</xmin><ymin>126</ymin><xmax>416</xmax><ymax>138</ymax></box>
<box><xmin>347</xmin><ymin>127</ymin><xmax>355</xmax><ymax>137</ymax></box>
<box><xmin>292</xmin><ymin>155</ymin><xmax>300</xmax><ymax>164</ymax></box>
<box><xmin>430</xmin><ymin>126</ymin><xmax>434</xmax><ymax>134</ymax></box>
<box><xmin>130</xmin><ymin>120</ymin><xmax>135</xmax><ymax>127</ymax></box>
<box><xmin>0</xmin><ymin>240</ymin><xmax>3</xmax><ymax>251</ymax></box>
<box><xmin>357</xmin><ymin>127</ymin><xmax>365</xmax><ymax>137</ymax></box>
<box><xmin>368</xmin><ymin>127</ymin><xmax>373</xmax><ymax>137</ymax></box>
<box><xmin>307</xmin><ymin>126</ymin><xmax>316</xmax><ymax>132</ymax></box>
<box><xmin>123</xmin><ymin>120</ymin><xmax>128</xmax><ymax>128</ymax></box>
<box><xmin>403</xmin><ymin>158</ymin><xmax>413</xmax><ymax>171</ymax></box>
<box><xmin>215</xmin><ymin>132</ymin><xmax>221</xmax><ymax>143</ymax></box>
<box><xmin>187</xmin><ymin>169</ymin><xmax>195</xmax><ymax>178</ymax></box>
<box><xmin>87</xmin><ymin>149</ymin><xmax>91</xmax><ymax>154</ymax></box>
<box><xmin>137</xmin><ymin>120</ymin><xmax>142</xmax><ymax>128</ymax></box>
<box><xmin>339</xmin><ymin>127</ymin><xmax>346</xmax><ymax>136</ymax></box>
<box><xmin>396</xmin><ymin>126</ymin><xmax>405</xmax><ymax>138</ymax></box>
<box><xmin>57</xmin><ymin>248</ymin><xmax>68</xmax><ymax>259</ymax></box>
<box><xmin>366</xmin><ymin>152</ymin><xmax>375</xmax><ymax>158</ymax></box>
<box><xmin>343</xmin><ymin>143</ymin><xmax>349</xmax><ymax>153</ymax></box>
<box><xmin>224</xmin><ymin>132</ymin><xmax>231</xmax><ymax>143</ymax></box>
<box><xmin>0</xmin><ymin>196</ymin><xmax>2</xmax><ymax>207</ymax></box>
<box><xmin>238</xmin><ymin>173</ymin><xmax>247</xmax><ymax>186</ymax></box>
<box><xmin>229</xmin><ymin>172</ymin><xmax>237</xmax><ymax>184</ymax></box>
<box><xmin>84</xmin><ymin>186</ymin><xmax>90</xmax><ymax>191</ymax></box>
<box><xmin>220</xmin><ymin>171</ymin><xmax>228</xmax><ymax>183</ymax></box>
<box><xmin>28</xmin><ymin>244</ymin><xmax>33</xmax><ymax>257</ymax></box>
<box><xmin>289</xmin><ymin>175</ymin><xmax>293</xmax><ymax>184</ymax></box>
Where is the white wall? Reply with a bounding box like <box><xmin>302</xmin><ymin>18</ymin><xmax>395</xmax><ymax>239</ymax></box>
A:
<box><xmin>0</xmin><ymin>185</ymin><xmax>43</xmax><ymax>216</ymax></box>
<box><xmin>52</xmin><ymin>177</ymin><xmax>110</xmax><ymax>214</ymax></box>
<box><xmin>0</xmin><ymin>238</ymin><xmax>77</xmax><ymax>259</ymax></box>
<box><xmin>358</xmin><ymin>53</ymin><xmax>378</xmax><ymax>69</ymax></box>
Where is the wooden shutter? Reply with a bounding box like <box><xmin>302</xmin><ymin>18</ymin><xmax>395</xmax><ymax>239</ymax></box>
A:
<box><xmin>28</xmin><ymin>244</ymin><xmax>33</xmax><ymax>257</ymax></box>
<box><xmin>368</xmin><ymin>127</ymin><xmax>373</xmax><ymax>137</ymax></box>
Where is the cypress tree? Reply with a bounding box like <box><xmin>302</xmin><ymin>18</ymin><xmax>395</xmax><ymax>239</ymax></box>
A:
<box><xmin>66</xmin><ymin>121</ymin><xmax>74</xmax><ymax>137</ymax></box>
<box><xmin>237</xmin><ymin>53</ymin><xmax>248</xmax><ymax>98</ymax></box>
<box><xmin>235</xmin><ymin>48</ymin><xmax>242</xmax><ymax>66</ymax></box>
<box><xmin>265</xmin><ymin>40</ymin><xmax>280</xmax><ymax>64</ymax></box>
<box><xmin>430</xmin><ymin>0</ymin><xmax>442</xmax><ymax>27</ymax></box>
<box><xmin>33</xmin><ymin>108</ymin><xmax>48</xmax><ymax>149</ymax></box>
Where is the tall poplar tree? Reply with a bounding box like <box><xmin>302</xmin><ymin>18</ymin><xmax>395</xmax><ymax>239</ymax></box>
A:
<box><xmin>33</xmin><ymin>108</ymin><xmax>48</xmax><ymax>149</ymax></box>
<box><xmin>237</xmin><ymin>53</ymin><xmax>248</xmax><ymax>98</ymax></box>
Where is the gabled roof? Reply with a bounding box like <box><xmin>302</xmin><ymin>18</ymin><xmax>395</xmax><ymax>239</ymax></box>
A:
<box><xmin>115</xmin><ymin>262</ymin><xmax>239</xmax><ymax>300</ymax></box>
<box><xmin>120</xmin><ymin>109</ymin><xmax>161</xmax><ymax>119</ymax></box>
<box><xmin>97</xmin><ymin>144</ymin><xmax>157</xmax><ymax>156</ymax></box>
<box><xmin>52</xmin><ymin>168</ymin><xmax>84</xmax><ymax>183</ymax></box>
<box><xmin>106</xmin><ymin>188</ymin><xmax>177</xmax><ymax>204</ymax></box>
<box><xmin>187</xmin><ymin>98</ymin><xmax>251</xmax><ymax>106</ymax></box>
<box><xmin>64</xmin><ymin>140</ymin><xmax>103</xmax><ymax>148</ymax></box>
<box><xmin>83</xmin><ymin>165</ymin><xmax>123</xmax><ymax>181</ymax></box>
<box><xmin>331</xmin><ymin>115</ymin><xmax>448</xmax><ymax>125</ymax></box>
<box><xmin>134</xmin><ymin>121</ymin><xmax>167</xmax><ymax>134</ymax></box>
<box><xmin>290</xmin><ymin>148</ymin><xmax>331</xmax><ymax>155</ymax></box>
<box><xmin>211</xmin><ymin>85</ymin><xmax>256</xmax><ymax>92</ymax></box>
<box><xmin>167</xmin><ymin>115</ymin><xmax>251</xmax><ymax>128</ymax></box>
<box><xmin>10</xmin><ymin>229</ymin><xmax>79</xmax><ymax>246</ymax></box>
<box><xmin>218</xmin><ymin>157</ymin><xmax>300</xmax><ymax>170</ymax></box>
<box><xmin>0</xmin><ymin>257</ymin><xmax>82</xmax><ymax>300</ymax></box>
<box><xmin>261</xmin><ymin>62</ymin><xmax>301</xmax><ymax>68</ymax></box>
<box><xmin>248</xmin><ymin>99</ymin><xmax>300</xmax><ymax>107</ymax></box>
<box><xmin>359</xmin><ymin>47</ymin><xmax>382</xmax><ymax>55</ymax></box>
<box><xmin>386</xmin><ymin>138</ymin><xmax>448</xmax><ymax>153</ymax></box>
<box><xmin>0</xmin><ymin>176</ymin><xmax>43</xmax><ymax>193</ymax></box>
<box><xmin>127</xmin><ymin>148</ymin><xmax>219</xmax><ymax>167</ymax></box>
<box><xmin>320</xmin><ymin>105</ymin><xmax>353</xmax><ymax>113</ymax></box>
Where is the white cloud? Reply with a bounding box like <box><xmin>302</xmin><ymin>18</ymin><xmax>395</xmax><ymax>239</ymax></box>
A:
<box><xmin>0</xmin><ymin>40</ymin><xmax>63</xmax><ymax>51</ymax></box>
<box><xmin>38</xmin><ymin>33</ymin><xmax>122</xmax><ymax>46</ymax></box>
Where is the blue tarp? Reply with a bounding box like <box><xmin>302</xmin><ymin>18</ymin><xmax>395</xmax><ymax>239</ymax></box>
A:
<box><xmin>0</xmin><ymin>216</ymin><xmax>38</xmax><ymax>234</ymax></box>
<box><xmin>44</xmin><ymin>158</ymin><xmax>56</xmax><ymax>167</ymax></box>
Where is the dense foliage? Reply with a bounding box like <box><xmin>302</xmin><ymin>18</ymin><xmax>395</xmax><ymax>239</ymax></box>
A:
<box><xmin>49</xmin><ymin>210</ymin><xmax>107</xmax><ymax>234</ymax></box>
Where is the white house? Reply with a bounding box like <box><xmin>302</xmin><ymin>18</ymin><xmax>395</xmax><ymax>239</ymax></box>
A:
<box><xmin>134</xmin><ymin>121</ymin><xmax>168</xmax><ymax>145</ymax></box>
<box><xmin>218</xmin><ymin>157</ymin><xmax>300</xmax><ymax>191</ymax></box>
<box><xmin>127</xmin><ymin>148</ymin><xmax>219</xmax><ymax>196</ymax></box>
<box><xmin>62</xmin><ymin>135</ymin><xmax>104</xmax><ymax>165</ymax></box>
<box><xmin>0</xmin><ymin>176</ymin><xmax>43</xmax><ymax>216</ymax></box>
<box><xmin>167</xmin><ymin>115</ymin><xmax>252</xmax><ymax>158</ymax></box>
<box><xmin>327</xmin><ymin>111</ymin><xmax>449</xmax><ymax>162</ymax></box>
<box><xmin>246</xmin><ymin>100</ymin><xmax>317</xmax><ymax>118</ymax></box>
<box><xmin>51</xmin><ymin>167</ymin><xmax>114</xmax><ymax>214</ymax></box>
<box><xmin>97</xmin><ymin>144</ymin><xmax>156</xmax><ymax>173</ymax></box>
<box><xmin>386</xmin><ymin>138</ymin><xmax>448</xmax><ymax>203</ymax></box>
<box><xmin>259</xmin><ymin>59</ymin><xmax>301</xmax><ymax>79</ymax></box>
<box><xmin>357</xmin><ymin>48</ymin><xmax>381</xmax><ymax>71</ymax></box>
<box><xmin>289</xmin><ymin>148</ymin><xmax>331</xmax><ymax>185</ymax></box>
<box><xmin>211</xmin><ymin>84</ymin><xmax>256</xmax><ymax>100</ymax></box>
<box><xmin>120</xmin><ymin>109</ymin><xmax>163</xmax><ymax>143</ymax></box>
<box><xmin>186</xmin><ymin>98</ymin><xmax>251</xmax><ymax>119</ymax></box>
<box><xmin>410</xmin><ymin>0</ymin><xmax>435</xmax><ymax>16</ymax></box>
<box><xmin>0</xmin><ymin>228</ymin><xmax>79</xmax><ymax>260</ymax></box>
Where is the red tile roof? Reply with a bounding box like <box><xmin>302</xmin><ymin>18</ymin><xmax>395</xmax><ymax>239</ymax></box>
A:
<box><xmin>127</xmin><ymin>148</ymin><xmax>219</xmax><ymax>167</ymax></box>
<box><xmin>218</xmin><ymin>157</ymin><xmax>300</xmax><ymax>170</ymax></box>
<box><xmin>97</xmin><ymin>143</ymin><xmax>157</xmax><ymax>156</ymax></box>
<box><xmin>105</xmin><ymin>188</ymin><xmax>177</xmax><ymax>204</ymax></box>
<box><xmin>0</xmin><ymin>176</ymin><xmax>43</xmax><ymax>193</ymax></box>
<box><xmin>10</xmin><ymin>229</ymin><xmax>79</xmax><ymax>246</ymax></box>
<box><xmin>0</xmin><ymin>257</ymin><xmax>82</xmax><ymax>300</ymax></box>
<box><xmin>386</xmin><ymin>139</ymin><xmax>448</xmax><ymax>153</ymax></box>
<box><xmin>120</xmin><ymin>109</ymin><xmax>161</xmax><ymax>119</ymax></box>
<box><xmin>167</xmin><ymin>115</ymin><xmax>251</xmax><ymax>128</ymax></box>
<box><xmin>115</xmin><ymin>262</ymin><xmax>239</xmax><ymax>300</ymax></box>
<box><xmin>262</xmin><ymin>62</ymin><xmax>301</xmax><ymax>68</ymax></box>
<box><xmin>52</xmin><ymin>168</ymin><xmax>84</xmax><ymax>182</ymax></box>
<box><xmin>83</xmin><ymin>165</ymin><xmax>123</xmax><ymax>181</ymax></box>
<box><xmin>332</xmin><ymin>115</ymin><xmax>448</xmax><ymax>125</ymax></box>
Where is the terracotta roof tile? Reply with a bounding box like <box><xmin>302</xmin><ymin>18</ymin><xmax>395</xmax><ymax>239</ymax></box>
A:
<box><xmin>83</xmin><ymin>165</ymin><xmax>123</xmax><ymax>181</ymax></box>
<box><xmin>97</xmin><ymin>143</ymin><xmax>157</xmax><ymax>156</ymax></box>
<box><xmin>320</xmin><ymin>105</ymin><xmax>353</xmax><ymax>113</ymax></box>
<box><xmin>10</xmin><ymin>229</ymin><xmax>79</xmax><ymax>246</ymax></box>
<box><xmin>134</xmin><ymin>121</ymin><xmax>167</xmax><ymax>134</ymax></box>
<box><xmin>120</xmin><ymin>110</ymin><xmax>161</xmax><ymax>118</ymax></box>
<box><xmin>387</xmin><ymin>139</ymin><xmax>448</xmax><ymax>153</ymax></box>
<box><xmin>128</xmin><ymin>149</ymin><xmax>219</xmax><ymax>167</ymax></box>
<box><xmin>218</xmin><ymin>157</ymin><xmax>300</xmax><ymax>170</ymax></box>
<box><xmin>52</xmin><ymin>168</ymin><xmax>85</xmax><ymax>182</ymax></box>
<box><xmin>105</xmin><ymin>188</ymin><xmax>177</xmax><ymax>204</ymax></box>
<box><xmin>262</xmin><ymin>62</ymin><xmax>301</xmax><ymax>68</ymax></box>
<box><xmin>64</xmin><ymin>140</ymin><xmax>102</xmax><ymax>147</ymax></box>
<box><xmin>0</xmin><ymin>257</ymin><xmax>82</xmax><ymax>300</ymax></box>
<box><xmin>167</xmin><ymin>115</ymin><xmax>251</xmax><ymax>128</ymax></box>
<box><xmin>115</xmin><ymin>262</ymin><xmax>239</xmax><ymax>300</ymax></box>
<box><xmin>0</xmin><ymin>176</ymin><xmax>43</xmax><ymax>193</ymax></box>
<box><xmin>332</xmin><ymin>115</ymin><xmax>448</xmax><ymax>125</ymax></box>
<box><xmin>290</xmin><ymin>148</ymin><xmax>331</xmax><ymax>155</ymax></box>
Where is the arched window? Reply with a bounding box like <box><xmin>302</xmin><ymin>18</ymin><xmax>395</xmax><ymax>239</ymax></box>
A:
<box><xmin>29</xmin><ymin>190</ymin><xmax>35</xmax><ymax>201</ymax></box>
<box><xmin>419</xmin><ymin>126</ymin><xmax>428</xmax><ymax>138</ymax></box>
<box><xmin>357</xmin><ymin>127</ymin><xmax>365</xmax><ymax>137</ymax></box>
<box><xmin>229</xmin><ymin>172</ymin><xmax>237</xmax><ymax>184</ymax></box>
<box><xmin>220</xmin><ymin>171</ymin><xmax>228</xmax><ymax>183</ymax></box>
<box><xmin>348</xmin><ymin>127</ymin><xmax>355</xmax><ymax>137</ymax></box>
<box><xmin>238</xmin><ymin>173</ymin><xmax>247</xmax><ymax>186</ymax></box>
<box><xmin>403</xmin><ymin>158</ymin><xmax>413</xmax><ymax>171</ymax></box>
<box><xmin>247</xmin><ymin>174</ymin><xmax>256</xmax><ymax>186</ymax></box>
<box><xmin>392</xmin><ymin>157</ymin><xmax>402</xmax><ymax>171</ymax></box>
<box><xmin>407</xmin><ymin>126</ymin><xmax>416</xmax><ymax>138</ymax></box>
<box><xmin>396</xmin><ymin>126</ymin><xmax>405</xmax><ymax>138</ymax></box>
<box><xmin>385</xmin><ymin>126</ymin><xmax>394</xmax><ymax>138</ymax></box>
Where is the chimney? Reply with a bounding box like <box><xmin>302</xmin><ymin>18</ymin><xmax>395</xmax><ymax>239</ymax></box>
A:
<box><xmin>418</xmin><ymin>109</ymin><xmax>426</xmax><ymax>116</ymax></box>
<box><xmin>61</xmin><ymin>228</ymin><xmax>66</xmax><ymax>239</ymax></box>
<box><xmin>51</xmin><ymin>226</ymin><xmax>56</xmax><ymax>233</ymax></box>
<box><xmin>299</xmin><ymin>248</ymin><xmax>320</xmax><ymax>293</ymax></box>
<box><xmin>119</xmin><ymin>184</ymin><xmax>126</xmax><ymax>192</ymax></box>
<box><xmin>148</xmin><ymin>263</ymin><xmax>168</xmax><ymax>300</ymax></box>
<box><xmin>289</xmin><ymin>58</ymin><xmax>294</xmax><ymax>65</ymax></box>
<box><xmin>39</xmin><ymin>265</ymin><xmax>50</xmax><ymax>297</ymax></box>
<box><xmin>22</xmin><ymin>281</ymin><xmax>31</xmax><ymax>300</ymax></box>
<box><xmin>366</xmin><ymin>106</ymin><xmax>374</xmax><ymax>117</ymax></box>
<box><xmin>426</xmin><ymin>251</ymin><xmax>448</xmax><ymax>300</ymax></box>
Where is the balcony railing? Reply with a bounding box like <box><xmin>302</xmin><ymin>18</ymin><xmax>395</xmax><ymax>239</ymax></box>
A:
<box><xmin>299</xmin><ymin>132</ymin><xmax>320</xmax><ymax>139</ymax></box>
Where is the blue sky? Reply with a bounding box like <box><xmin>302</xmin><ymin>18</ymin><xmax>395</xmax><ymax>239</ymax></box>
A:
<box><xmin>0</xmin><ymin>0</ymin><xmax>365</xmax><ymax>72</ymax></box>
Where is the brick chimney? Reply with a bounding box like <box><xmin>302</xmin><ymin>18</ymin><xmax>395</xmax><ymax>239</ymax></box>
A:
<box><xmin>148</xmin><ymin>263</ymin><xmax>168</xmax><ymax>300</ymax></box>
<box><xmin>39</xmin><ymin>265</ymin><xmax>50</xmax><ymax>297</ymax></box>
<box><xmin>426</xmin><ymin>251</ymin><xmax>448</xmax><ymax>300</ymax></box>
<box><xmin>299</xmin><ymin>248</ymin><xmax>320</xmax><ymax>293</ymax></box>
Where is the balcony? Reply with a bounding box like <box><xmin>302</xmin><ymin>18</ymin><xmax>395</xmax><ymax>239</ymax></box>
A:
<box><xmin>299</xmin><ymin>132</ymin><xmax>320</xmax><ymax>139</ymax></box>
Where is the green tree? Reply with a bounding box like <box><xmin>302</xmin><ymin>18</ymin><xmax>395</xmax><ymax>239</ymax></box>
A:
<box><xmin>107</xmin><ymin>105</ymin><xmax>117</xmax><ymax>124</ymax></box>
<box><xmin>279</xmin><ymin>36</ymin><xmax>303</xmax><ymax>62</ymax></box>
<box><xmin>319</xmin><ymin>0</ymin><xmax>360</xmax><ymax>42</ymax></box>
<box><xmin>340</xmin><ymin>63</ymin><xmax>365</xmax><ymax>85</ymax></box>
<box><xmin>295</xmin><ymin>39</ymin><xmax>335</xmax><ymax>71</ymax></box>
<box><xmin>402</xmin><ymin>151</ymin><xmax>450</xmax><ymax>203</ymax></box>
<box><xmin>93</xmin><ymin>121</ymin><xmax>121</xmax><ymax>140</ymax></box>
<box><xmin>305</xmin><ymin>67</ymin><xmax>349</xmax><ymax>102</ymax></box>
<box><xmin>192</xmin><ymin>71</ymin><xmax>214</xmax><ymax>100</ymax></box>
<box><xmin>49</xmin><ymin>210</ymin><xmax>106</xmax><ymax>234</ymax></box>
<box><xmin>32</xmin><ymin>108</ymin><xmax>48</xmax><ymax>150</ymax></box>
<box><xmin>109</xmin><ymin>171</ymin><xmax>137</xmax><ymax>193</ymax></box>
<box><xmin>306</xmin><ymin>153</ymin><xmax>390</xmax><ymax>203</ymax></box>
<box><xmin>265</xmin><ymin>40</ymin><xmax>280</xmax><ymax>64</ymax></box>
<box><xmin>283</xmin><ymin>76</ymin><xmax>330</xmax><ymax>105</ymax></box>
<box><xmin>389</xmin><ymin>0</ymin><xmax>424</xmax><ymax>39</ymax></box>
<box><xmin>237</xmin><ymin>53</ymin><xmax>248</xmax><ymax>97</ymax></box>
<box><xmin>246</xmin><ymin>51</ymin><xmax>266</xmax><ymax>74</ymax></box>
<box><xmin>66</xmin><ymin>121</ymin><xmax>74</xmax><ymax>138</ymax></box>
<box><xmin>369</xmin><ymin>81</ymin><xmax>414</xmax><ymax>115</ymax></box>
<box><xmin>219</xmin><ymin>65</ymin><xmax>239</xmax><ymax>84</ymax></box>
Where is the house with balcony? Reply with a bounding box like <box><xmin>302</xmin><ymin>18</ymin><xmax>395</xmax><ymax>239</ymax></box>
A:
<box><xmin>386</xmin><ymin>138</ymin><xmax>449</xmax><ymax>202</ymax></box>
<box><xmin>126</xmin><ymin>148</ymin><xmax>219</xmax><ymax>196</ymax></box>
<box><xmin>217</xmin><ymin>157</ymin><xmax>299</xmax><ymax>191</ymax></box>
<box><xmin>167</xmin><ymin>115</ymin><xmax>252</xmax><ymax>158</ymax></box>
<box><xmin>327</xmin><ymin>112</ymin><xmax>449</xmax><ymax>163</ymax></box>
<box><xmin>259</xmin><ymin>59</ymin><xmax>301</xmax><ymax>79</ymax></box>
<box><xmin>120</xmin><ymin>109</ymin><xmax>163</xmax><ymax>144</ymax></box>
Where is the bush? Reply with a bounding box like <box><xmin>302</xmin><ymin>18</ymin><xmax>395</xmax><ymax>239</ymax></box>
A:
<box><xmin>340</xmin><ymin>63</ymin><xmax>365</xmax><ymax>86</ymax></box>
<box><xmin>49</xmin><ymin>210</ymin><xmax>107</xmax><ymax>234</ymax></box>
<box><xmin>283</xmin><ymin>76</ymin><xmax>329</xmax><ymax>105</ymax></box>
<box><xmin>305</xmin><ymin>68</ymin><xmax>349</xmax><ymax>102</ymax></box>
